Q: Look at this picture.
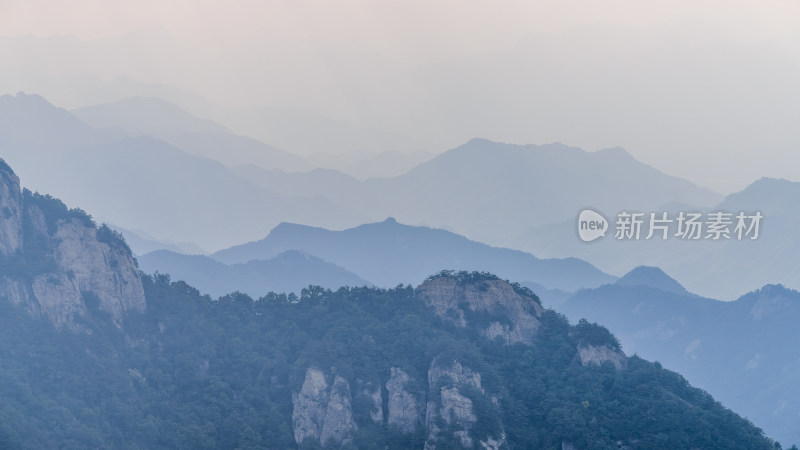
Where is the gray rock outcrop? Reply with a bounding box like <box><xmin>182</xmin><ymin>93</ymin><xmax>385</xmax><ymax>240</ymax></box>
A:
<box><xmin>0</xmin><ymin>163</ymin><xmax>22</xmax><ymax>255</ymax></box>
<box><xmin>386</xmin><ymin>367</ymin><xmax>423</xmax><ymax>433</ymax></box>
<box><xmin>0</xmin><ymin>159</ymin><xmax>145</xmax><ymax>328</ymax></box>
<box><xmin>30</xmin><ymin>272</ymin><xmax>86</xmax><ymax>327</ymax></box>
<box><xmin>424</xmin><ymin>358</ymin><xmax>506</xmax><ymax>449</ymax></box>
<box><xmin>292</xmin><ymin>367</ymin><xmax>357</xmax><ymax>447</ymax></box>
<box><xmin>292</xmin><ymin>368</ymin><xmax>329</xmax><ymax>445</ymax></box>
<box><xmin>416</xmin><ymin>276</ymin><xmax>543</xmax><ymax>345</ymax></box>
<box><xmin>362</xmin><ymin>382</ymin><xmax>383</xmax><ymax>424</ymax></box>
<box><xmin>577</xmin><ymin>344</ymin><xmax>628</xmax><ymax>370</ymax></box>
<box><xmin>52</xmin><ymin>220</ymin><xmax>145</xmax><ymax>323</ymax></box>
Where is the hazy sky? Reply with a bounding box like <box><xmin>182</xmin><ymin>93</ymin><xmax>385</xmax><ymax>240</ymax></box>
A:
<box><xmin>1</xmin><ymin>0</ymin><xmax>799</xmax><ymax>192</ymax></box>
<box><xmin>3</xmin><ymin>1</ymin><xmax>797</xmax><ymax>44</ymax></box>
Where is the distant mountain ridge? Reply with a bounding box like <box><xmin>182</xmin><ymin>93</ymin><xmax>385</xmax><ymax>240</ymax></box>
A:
<box><xmin>138</xmin><ymin>249</ymin><xmax>370</xmax><ymax>298</ymax></box>
<box><xmin>0</xmin><ymin>93</ymin><xmax>368</xmax><ymax>251</ymax></box>
<box><xmin>2</xmin><ymin>92</ymin><xmax>729</xmax><ymax>258</ymax></box>
<box><xmin>6</xmin><ymin>92</ymin><xmax>798</xmax><ymax>304</ymax></box>
<box><xmin>72</xmin><ymin>97</ymin><xmax>313</xmax><ymax>172</ymax></box>
<box><xmin>560</xmin><ymin>274</ymin><xmax>800</xmax><ymax>446</ymax></box>
<box><xmin>614</xmin><ymin>265</ymin><xmax>690</xmax><ymax>296</ymax></box>
<box><xmin>351</xmin><ymin>138</ymin><xmax>722</xmax><ymax>243</ymax></box>
<box><xmin>0</xmin><ymin>155</ymin><xmax>782</xmax><ymax>448</ymax></box>
<box><xmin>0</xmin><ymin>92</ymin><xmax>96</xmax><ymax>146</ymax></box>
<box><xmin>211</xmin><ymin>217</ymin><xmax>615</xmax><ymax>293</ymax></box>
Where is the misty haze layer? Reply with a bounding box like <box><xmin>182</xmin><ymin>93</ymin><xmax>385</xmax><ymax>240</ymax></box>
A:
<box><xmin>2</xmin><ymin>1</ymin><xmax>798</xmax><ymax>192</ymax></box>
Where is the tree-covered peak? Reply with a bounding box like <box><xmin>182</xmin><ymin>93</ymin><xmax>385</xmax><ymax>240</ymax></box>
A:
<box><xmin>424</xmin><ymin>269</ymin><xmax>540</xmax><ymax>304</ymax></box>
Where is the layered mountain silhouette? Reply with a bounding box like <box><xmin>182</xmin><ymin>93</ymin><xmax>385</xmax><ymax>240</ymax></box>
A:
<box><xmin>614</xmin><ymin>265</ymin><xmax>691</xmax><ymax>296</ymax></box>
<box><xmin>210</xmin><ymin>218</ymin><xmax>614</xmax><ymax>293</ymax></box>
<box><xmin>0</xmin><ymin>157</ymin><xmax>776</xmax><ymax>446</ymax></box>
<box><xmin>0</xmin><ymin>92</ymin><xmax>96</xmax><ymax>146</ymax></box>
<box><xmin>560</xmin><ymin>268</ymin><xmax>800</xmax><ymax>446</ymax></box>
<box><xmin>72</xmin><ymin>97</ymin><xmax>313</xmax><ymax>172</ymax></box>
<box><xmin>0</xmin><ymin>135</ymin><xmax>787</xmax><ymax>448</ymax></box>
<box><xmin>6</xmin><ymin>92</ymin><xmax>800</xmax><ymax>302</ymax></box>
<box><xmin>0</xmin><ymin>93</ymin><xmax>367</xmax><ymax>250</ymax></box>
<box><xmin>351</xmin><ymin>139</ymin><xmax>722</xmax><ymax>243</ymax></box>
<box><xmin>138</xmin><ymin>249</ymin><xmax>370</xmax><ymax>298</ymax></box>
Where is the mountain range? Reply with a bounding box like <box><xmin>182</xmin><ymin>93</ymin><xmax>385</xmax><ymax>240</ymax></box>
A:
<box><xmin>0</xmin><ymin>92</ymin><xmax>723</xmax><ymax>249</ymax></box>
<box><xmin>0</xmin><ymin>159</ymin><xmax>779</xmax><ymax>447</ymax></box>
<box><xmin>72</xmin><ymin>96</ymin><xmax>314</xmax><ymax>172</ymax></box>
<box><xmin>136</xmin><ymin>210</ymin><xmax>800</xmax><ymax>444</ymax></box>
<box><xmin>560</xmin><ymin>267</ymin><xmax>800</xmax><ymax>446</ymax></box>
<box><xmin>349</xmin><ymin>139</ymin><xmax>722</xmax><ymax>243</ymax></box>
<box><xmin>210</xmin><ymin>218</ymin><xmax>615</xmax><ymax>293</ymax></box>
<box><xmin>0</xmin><ymin>93</ymin><xmax>368</xmax><ymax>250</ymax></box>
<box><xmin>4</xmin><ymin>91</ymin><xmax>800</xmax><ymax>299</ymax></box>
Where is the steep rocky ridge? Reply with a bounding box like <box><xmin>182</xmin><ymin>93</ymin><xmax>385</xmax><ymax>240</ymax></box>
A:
<box><xmin>0</xmin><ymin>159</ymin><xmax>145</xmax><ymax>328</ymax></box>
<box><xmin>385</xmin><ymin>367</ymin><xmax>424</xmax><ymax>434</ymax></box>
<box><xmin>415</xmin><ymin>273</ymin><xmax>544</xmax><ymax>345</ymax></box>
<box><xmin>292</xmin><ymin>367</ymin><xmax>358</xmax><ymax>447</ymax></box>
<box><xmin>424</xmin><ymin>358</ymin><xmax>506</xmax><ymax>450</ymax></box>
<box><xmin>577</xmin><ymin>344</ymin><xmax>628</xmax><ymax>371</ymax></box>
<box><xmin>291</xmin><ymin>274</ymin><xmax>628</xmax><ymax>448</ymax></box>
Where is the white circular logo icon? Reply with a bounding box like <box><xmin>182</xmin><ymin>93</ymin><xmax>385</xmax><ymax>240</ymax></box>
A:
<box><xmin>577</xmin><ymin>209</ymin><xmax>608</xmax><ymax>242</ymax></box>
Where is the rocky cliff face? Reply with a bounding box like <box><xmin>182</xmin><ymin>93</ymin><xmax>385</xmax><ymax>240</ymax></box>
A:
<box><xmin>424</xmin><ymin>358</ymin><xmax>506</xmax><ymax>450</ymax></box>
<box><xmin>293</xmin><ymin>362</ymin><xmax>505</xmax><ymax>449</ymax></box>
<box><xmin>386</xmin><ymin>367</ymin><xmax>423</xmax><ymax>433</ymax></box>
<box><xmin>0</xmin><ymin>160</ymin><xmax>145</xmax><ymax>328</ymax></box>
<box><xmin>292</xmin><ymin>368</ymin><xmax>329</xmax><ymax>445</ymax></box>
<box><xmin>52</xmin><ymin>220</ymin><xmax>144</xmax><ymax>324</ymax></box>
<box><xmin>289</xmin><ymin>275</ymin><xmax>629</xmax><ymax>448</ymax></box>
<box><xmin>292</xmin><ymin>367</ymin><xmax>357</xmax><ymax>447</ymax></box>
<box><xmin>416</xmin><ymin>276</ymin><xmax>543</xmax><ymax>345</ymax></box>
<box><xmin>361</xmin><ymin>382</ymin><xmax>383</xmax><ymax>425</ymax></box>
<box><xmin>0</xmin><ymin>164</ymin><xmax>22</xmax><ymax>254</ymax></box>
<box><xmin>577</xmin><ymin>344</ymin><xmax>628</xmax><ymax>370</ymax></box>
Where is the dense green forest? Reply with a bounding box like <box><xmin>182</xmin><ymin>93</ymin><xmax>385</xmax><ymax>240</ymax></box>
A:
<box><xmin>0</xmin><ymin>270</ymin><xmax>780</xmax><ymax>449</ymax></box>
